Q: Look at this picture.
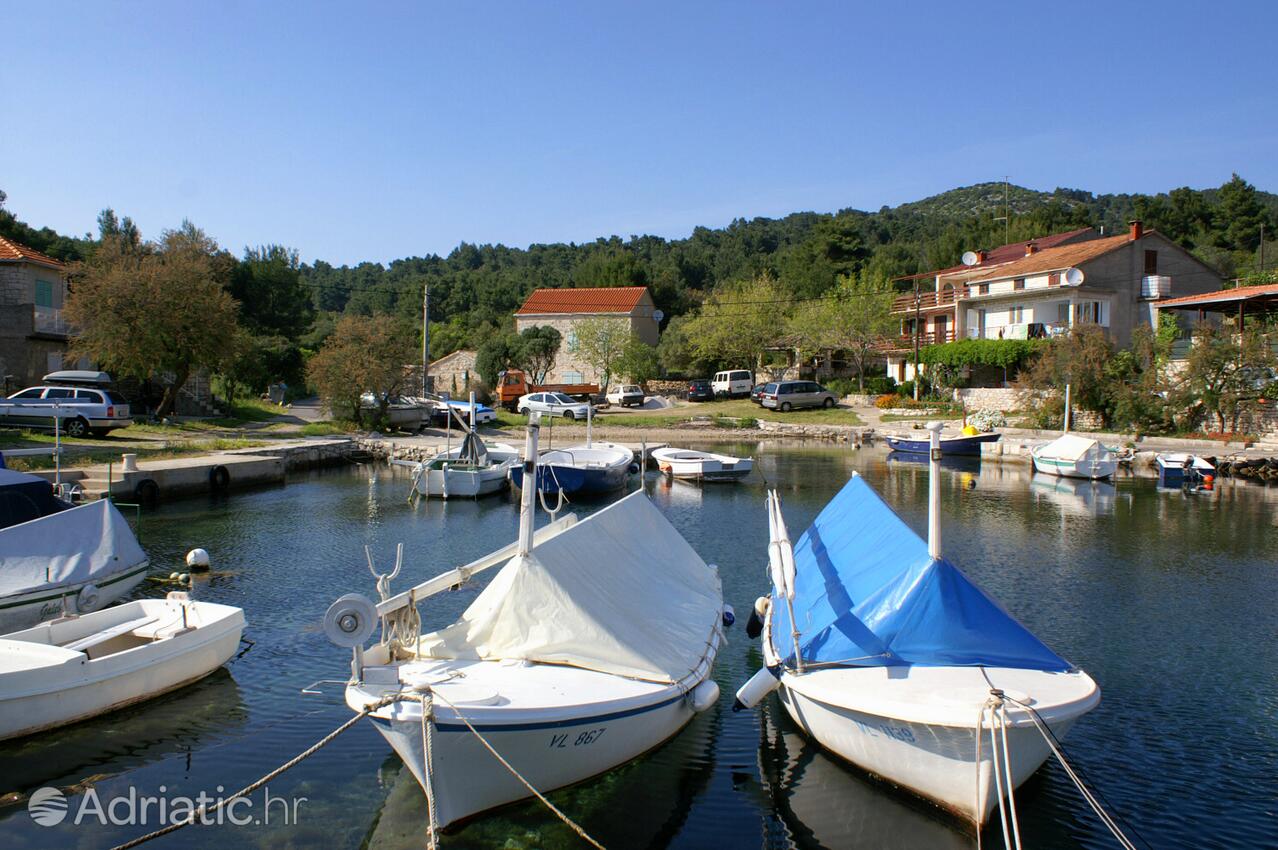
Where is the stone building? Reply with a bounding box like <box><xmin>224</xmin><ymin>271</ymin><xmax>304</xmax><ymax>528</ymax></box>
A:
<box><xmin>514</xmin><ymin>286</ymin><xmax>660</xmax><ymax>384</ymax></box>
<box><xmin>0</xmin><ymin>235</ymin><xmax>74</xmax><ymax>392</ymax></box>
<box><xmin>427</xmin><ymin>348</ymin><xmax>479</xmax><ymax>397</ymax></box>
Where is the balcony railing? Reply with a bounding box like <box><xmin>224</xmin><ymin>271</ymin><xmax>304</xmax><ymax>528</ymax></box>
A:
<box><xmin>891</xmin><ymin>287</ymin><xmax>966</xmax><ymax>314</ymax></box>
<box><xmin>1141</xmin><ymin>275</ymin><xmax>1172</xmax><ymax>299</ymax></box>
<box><xmin>33</xmin><ymin>306</ymin><xmax>72</xmax><ymax>336</ymax></box>
<box><xmin>967</xmin><ymin>322</ymin><xmax>1068</xmax><ymax>341</ymax></box>
<box><xmin>876</xmin><ymin>329</ymin><xmax>956</xmax><ymax>351</ymax></box>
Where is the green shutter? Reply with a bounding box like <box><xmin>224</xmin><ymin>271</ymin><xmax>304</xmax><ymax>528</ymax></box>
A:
<box><xmin>35</xmin><ymin>279</ymin><xmax>54</xmax><ymax>308</ymax></box>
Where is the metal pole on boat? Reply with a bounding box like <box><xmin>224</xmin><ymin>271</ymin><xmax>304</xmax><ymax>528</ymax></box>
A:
<box><xmin>1063</xmin><ymin>383</ymin><xmax>1072</xmax><ymax>433</ymax></box>
<box><xmin>517</xmin><ymin>413</ymin><xmax>541</xmax><ymax>557</ymax></box>
<box><xmin>927</xmin><ymin>421</ymin><xmax>943</xmax><ymax>559</ymax></box>
<box><xmin>469</xmin><ymin>390</ymin><xmax>477</xmax><ymax>433</ymax></box>
<box><xmin>53</xmin><ymin>404</ymin><xmax>61</xmax><ymax>491</ymax></box>
<box><xmin>586</xmin><ymin>398</ymin><xmax>592</xmax><ymax>448</ymax></box>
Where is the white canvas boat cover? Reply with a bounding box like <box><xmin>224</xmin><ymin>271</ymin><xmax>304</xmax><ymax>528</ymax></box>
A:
<box><xmin>1037</xmin><ymin>434</ymin><xmax>1101</xmax><ymax>461</ymax></box>
<box><xmin>417</xmin><ymin>491</ymin><xmax>722</xmax><ymax>684</ymax></box>
<box><xmin>0</xmin><ymin>500</ymin><xmax>147</xmax><ymax>596</ymax></box>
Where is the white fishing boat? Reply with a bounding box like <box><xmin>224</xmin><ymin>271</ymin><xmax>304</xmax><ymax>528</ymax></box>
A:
<box><xmin>651</xmin><ymin>447</ymin><xmax>752</xmax><ymax>482</ymax></box>
<box><xmin>1155</xmin><ymin>453</ymin><xmax>1215</xmax><ymax>490</ymax></box>
<box><xmin>0</xmin><ymin>593</ymin><xmax>245</xmax><ymax>740</ymax></box>
<box><xmin>736</xmin><ymin>423</ymin><xmax>1100</xmax><ymax>830</ymax></box>
<box><xmin>1031</xmin><ymin>434</ymin><xmax>1118</xmax><ymax>480</ymax></box>
<box><xmin>0</xmin><ymin>469</ymin><xmax>150</xmax><ymax>632</ymax></box>
<box><xmin>392</xmin><ymin>394</ymin><xmax>518</xmax><ymax>499</ymax></box>
<box><xmin>327</xmin><ymin>416</ymin><xmax>726</xmax><ymax>830</ymax></box>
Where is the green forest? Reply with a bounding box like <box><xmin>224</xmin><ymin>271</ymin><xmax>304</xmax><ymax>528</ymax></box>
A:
<box><xmin>3</xmin><ymin>177</ymin><xmax>1275</xmax><ymax>386</ymax></box>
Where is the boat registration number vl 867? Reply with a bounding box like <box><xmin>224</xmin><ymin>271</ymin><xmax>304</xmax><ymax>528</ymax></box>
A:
<box><xmin>549</xmin><ymin>727</ymin><xmax>607</xmax><ymax>748</ymax></box>
<box><xmin>853</xmin><ymin>718</ymin><xmax>916</xmax><ymax>742</ymax></box>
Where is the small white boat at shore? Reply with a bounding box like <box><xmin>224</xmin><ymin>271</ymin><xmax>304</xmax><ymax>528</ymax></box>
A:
<box><xmin>330</xmin><ymin>417</ymin><xmax>726</xmax><ymax>829</ymax></box>
<box><xmin>1031</xmin><ymin>434</ymin><xmax>1118</xmax><ymax>480</ymax></box>
<box><xmin>394</xmin><ymin>437</ymin><xmax>519</xmax><ymax>499</ymax></box>
<box><xmin>0</xmin><ymin>593</ymin><xmax>245</xmax><ymax>740</ymax></box>
<box><xmin>651</xmin><ymin>447</ymin><xmax>752</xmax><ymax>482</ymax></box>
<box><xmin>737</xmin><ymin>424</ymin><xmax>1099</xmax><ymax>829</ymax></box>
<box><xmin>0</xmin><ymin>469</ymin><xmax>150</xmax><ymax>632</ymax></box>
<box><xmin>1155</xmin><ymin>453</ymin><xmax>1215</xmax><ymax>490</ymax></box>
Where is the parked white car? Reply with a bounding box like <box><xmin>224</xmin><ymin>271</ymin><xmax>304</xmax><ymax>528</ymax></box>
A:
<box><xmin>606</xmin><ymin>385</ymin><xmax>644</xmax><ymax>407</ymax></box>
<box><xmin>712</xmin><ymin>369</ymin><xmax>753</xmax><ymax>398</ymax></box>
<box><xmin>517</xmin><ymin>392</ymin><xmax>592</xmax><ymax>420</ymax></box>
<box><xmin>0</xmin><ymin>380</ymin><xmax>133</xmax><ymax>437</ymax></box>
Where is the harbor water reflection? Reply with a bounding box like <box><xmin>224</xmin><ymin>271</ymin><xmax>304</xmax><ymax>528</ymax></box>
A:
<box><xmin>1</xmin><ymin>444</ymin><xmax>1275</xmax><ymax>849</ymax></box>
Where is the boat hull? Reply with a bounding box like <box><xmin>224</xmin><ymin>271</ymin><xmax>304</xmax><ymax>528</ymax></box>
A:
<box><xmin>369</xmin><ymin>685</ymin><xmax>698</xmax><ymax>828</ymax></box>
<box><xmin>652</xmin><ymin>450</ymin><xmax>752</xmax><ymax>482</ymax></box>
<box><xmin>0</xmin><ymin>599</ymin><xmax>244</xmax><ymax>740</ymax></box>
<box><xmin>778</xmin><ymin>678</ymin><xmax>1082</xmax><ymax>828</ymax></box>
<box><xmin>1031</xmin><ymin>454</ymin><xmax>1117</xmax><ymax>480</ymax></box>
<box><xmin>0</xmin><ymin>561</ymin><xmax>149</xmax><ymax>633</ymax></box>
<box><xmin>508</xmin><ymin>460</ymin><xmax>630</xmax><ymax>496</ymax></box>
<box><xmin>884</xmin><ymin>433</ymin><xmax>1000</xmax><ymax>456</ymax></box>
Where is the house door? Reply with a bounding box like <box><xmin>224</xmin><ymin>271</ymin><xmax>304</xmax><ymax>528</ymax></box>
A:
<box><xmin>933</xmin><ymin>315</ymin><xmax>948</xmax><ymax>343</ymax></box>
<box><xmin>977</xmin><ymin>310</ymin><xmax>987</xmax><ymax>340</ymax></box>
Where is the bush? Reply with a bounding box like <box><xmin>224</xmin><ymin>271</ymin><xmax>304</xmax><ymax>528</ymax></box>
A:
<box><xmin>862</xmin><ymin>376</ymin><xmax>897</xmax><ymax>396</ymax></box>
<box><xmin>967</xmin><ymin>409</ymin><xmax>1006</xmax><ymax>432</ymax></box>
<box><xmin>874</xmin><ymin>393</ymin><xmax>900</xmax><ymax>409</ymax></box>
<box><xmin>824</xmin><ymin>377</ymin><xmax>857</xmax><ymax>398</ymax></box>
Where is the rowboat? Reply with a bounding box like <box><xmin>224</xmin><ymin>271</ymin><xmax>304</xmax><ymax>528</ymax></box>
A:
<box><xmin>0</xmin><ymin>469</ymin><xmax>149</xmax><ymax>632</ymax></box>
<box><xmin>651</xmin><ymin>447</ymin><xmax>752</xmax><ymax>482</ymax></box>
<box><xmin>736</xmin><ymin>423</ymin><xmax>1099</xmax><ymax>829</ymax></box>
<box><xmin>0</xmin><ymin>593</ymin><xmax>245</xmax><ymax>740</ymax></box>
<box><xmin>1031</xmin><ymin>434</ymin><xmax>1118</xmax><ymax>480</ymax></box>
<box><xmin>884</xmin><ymin>431</ymin><xmax>1000</xmax><ymax>456</ymax></box>
<box><xmin>330</xmin><ymin>416</ymin><xmax>726</xmax><ymax>829</ymax></box>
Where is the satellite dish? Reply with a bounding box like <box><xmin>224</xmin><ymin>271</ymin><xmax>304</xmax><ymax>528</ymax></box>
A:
<box><xmin>961</xmin><ymin>251</ymin><xmax>980</xmax><ymax>267</ymax></box>
<box><xmin>1064</xmin><ymin>267</ymin><xmax>1085</xmax><ymax>286</ymax></box>
<box><xmin>652</xmin><ymin>309</ymin><xmax>665</xmax><ymax>324</ymax></box>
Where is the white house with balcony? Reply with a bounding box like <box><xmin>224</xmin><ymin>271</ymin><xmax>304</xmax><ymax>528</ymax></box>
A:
<box><xmin>0</xmin><ymin>235</ymin><xmax>77</xmax><ymax>391</ymax></box>
<box><xmin>884</xmin><ymin>221</ymin><xmax>1224</xmax><ymax>385</ymax></box>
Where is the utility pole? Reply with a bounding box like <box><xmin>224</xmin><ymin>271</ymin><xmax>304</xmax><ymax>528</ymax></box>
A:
<box><xmin>1260</xmin><ymin>223</ymin><xmax>1266</xmax><ymax>276</ymax></box>
<box><xmin>421</xmin><ymin>281</ymin><xmax>430</xmax><ymax>395</ymax></box>
<box><xmin>992</xmin><ymin>176</ymin><xmax>1011</xmax><ymax>245</ymax></box>
<box><xmin>913</xmin><ymin>279</ymin><xmax>921</xmax><ymax>401</ymax></box>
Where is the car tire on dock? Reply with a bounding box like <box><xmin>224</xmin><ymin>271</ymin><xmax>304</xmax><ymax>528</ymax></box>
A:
<box><xmin>134</xmin><ymin>479</ymin><xmax>160</xmax><ymax>505</ymax></box>
<box><xmin>209</xmin><ymin>465</ymin><xmax>231</xmax><ymax>490</ymax></box>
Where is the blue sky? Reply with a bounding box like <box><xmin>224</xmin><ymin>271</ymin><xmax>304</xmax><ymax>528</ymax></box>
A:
<box><xmin>3</xmin><ymin>1</ymin><xmax>1275</xmax><ymax>265</ymax></box>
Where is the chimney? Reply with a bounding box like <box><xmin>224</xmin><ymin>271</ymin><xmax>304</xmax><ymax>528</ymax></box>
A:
<box><xmin>1025</xmin><ymin>242</ymin><xmax>1038</xmax><ymax>256</ymax></box>
<box><xmin>976</xmin><ymin>249</ymin><xmax>987</xmax><ymax>263</ymax></box>
<box><xmin>1129</xmin><ymin>220</ymin><xmax>1143</xmax><ymax>241</ymax></box>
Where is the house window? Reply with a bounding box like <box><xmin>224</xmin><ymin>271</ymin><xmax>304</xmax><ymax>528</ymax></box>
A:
<box><xmin>1013</xmin><ymin>278</ymin><xmax>1025</xmax><ymax>291</ymax></box>
<box><xmin>1078</xmin><ymin>301</ymin><xmax>1106</xmax><ymax>325</ymax></box>
<box><xmin>1010</xmin><ymin>306</ymin><xmax>1025</xmax><ymax>324</ymax></box>
<box><xmin>1058</xmin><ymin>303</ymin><xmax>1070</xmax><ymax>324</ymax></box>
<box><xmin>978</xmin><ymin>284</ymin><xmax>989</xmax><ymax>295</ymax></box>
<box><xmin>566</xmin><ymin>330</ymin><xmax>578</xmax><ymax>350</ymax></box>
<box><xmin>35</xmin><ymin>279</ymin><xmax>55</xmax><ymax>308</ymax></box>
<box><xmin>1144</xmin><ymin>250</ymin><xmax>1158</xmax><ymax>275</ymax></box>
<box><xmin>563</xmin><ymin>371</ymin><xmax>583</xmax><ymax>384</ymax></box>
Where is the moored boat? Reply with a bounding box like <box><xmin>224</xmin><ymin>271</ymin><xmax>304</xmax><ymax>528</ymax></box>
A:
<box><xmin>0</xmin><ymin>469</ymin><xmax>150</xmax><ymax>632</ymax></box>
<box><xmin>330</xmin><ymin>416</ymin><xmax>726</xmax><ymax>829</ymax></box>
<box><xmin>1031</xmin><ymin>434</ymin><xmax>1118</xmax><ymax>480</ymax></box>
<box><xmin>1155</xmin><ymin>453</ymin><xmax>1215</xmax><ymax>490</ymax></box>
<box><xmin>736</xmin><ymin>423</ymin><xmax>1099</xmax><ymax>829</ymax></box>
<box><xmin>508</xmin><ymin>441</ymin><xmax>635</xmax><ymax>496</ymax></box>
<box><xmin>884</xmin><ymin>430</ymin><xmax>1000</xmax><ymax>456</ymax></box>
<box><xmin>651</xmin><ymin>447</ymin><xmax>752</xmax><ymax>482</ymax></box>
<box><xmin>0</xmin><ymin>593</ymin><xmax>245</xmax><ymax>740</ymax></box>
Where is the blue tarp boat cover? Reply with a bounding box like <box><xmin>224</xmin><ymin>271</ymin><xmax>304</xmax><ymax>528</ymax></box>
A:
<box><xmin>770</xmin><ymin>474</ymin><xmax>1070</xmax><ymax>672</ymax></box>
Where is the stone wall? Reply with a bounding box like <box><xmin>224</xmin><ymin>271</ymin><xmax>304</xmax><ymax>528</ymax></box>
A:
<box><xmin>953</xmin><ymin>387</ymin><xmax>1031</xmax><ymax>413</ymax></box>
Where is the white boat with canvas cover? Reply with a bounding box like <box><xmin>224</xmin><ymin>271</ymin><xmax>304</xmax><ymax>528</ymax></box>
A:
<box><xmin>391</xmin><ymin>393</ymin><xmax>518</xmax><ymax>499</ymax></box>
<box><xmin>330</xmin><ymin>416</ymin><xmax>725</xmax><ymax>830</ymax></box>
<box><xmin>651</xmin><ymin>447</ymin><xmax>752</xmax><ymax>481</ymax></box>
<box><xmin>1031</xmin><ymin>433</ymin><xmax>1117</xmax><ymax>480</ymax></box>
<box><xmin>0</xmin><ymin>593</ymin><xmax>245</xmax><ymax>740</ymax></box>
<box><xmin>736</xmin><ymin>423</ymin><xmax>1100</xmax><ymax>830</ymax></box>
<box><xmin>0</xmin><ymin>471</ymin><xmax>150</xmax><ymax>632</ymax></box>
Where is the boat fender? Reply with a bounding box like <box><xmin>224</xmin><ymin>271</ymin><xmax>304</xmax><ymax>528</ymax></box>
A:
<box><xmin>1202</xmin><ymin>474</ymin><xmax>1214</xmax><ymax>491</ymax></box>
<box><xmin>732</xmin><ymin>664</ymin><xmax>782</xmax><ymax>712</ymax></box>
<box><xmin>722</xmin><ymin>604</ymin><xmax>735</xmax><ymax>628</ymax></box>
<box><xmin>169</xmin><ymin>571</ymin><xmax>180</xmax><ymax>580</ymax></box>
<box><xmin>628</xmin><ymin>462</ymin><xmax>640</xmax><ymax>474</ymax></box>
<box><xmin>689</xmin><ymin>679</ymin><xmax>720</xmax><ymax>713</ymax></box>
<box><xmin>186</xmin><ymin>548</ymin><xmax>211</xmax><ymax>571</ymax></box>
<box><xmin>209</xmin><ymin>465</ymin><xmax>231</xmax><ymax>490</ymax></box>
<box><xmin>76</xmin><ymin>583</ymin><xmax>101</xmax><ymax>613</ymax></box>
<box><xmin>745</xmin><ymin>595</ymin><xmax>770</xmax><ymax>640</ymax></box>
<box><xmin>178</xmin><ymin>573</ymin><xmax>190</xmax><ymax>584</ymax></box>
<box><xmin>134</xmin><ymin>478</ymin><xmax>159</xmax><ymax>505</ymax></box>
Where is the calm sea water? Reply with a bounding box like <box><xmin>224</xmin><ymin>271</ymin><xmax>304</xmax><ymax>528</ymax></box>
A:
<box><xmin>2</xmin><ymin>444</ymin><xmax>1276</xmax><ymax>850</ymax></box>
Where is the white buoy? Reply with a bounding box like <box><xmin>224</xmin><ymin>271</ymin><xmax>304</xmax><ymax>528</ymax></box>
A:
<box><xmin>178</xmin><ymin>573</ymin><xmax>190</xmax><ymax>584</ymax></box>
<box><xmin>169</xmin><ymin>572</ymin><xmax>180</xmax><ymax>580</ymax></box>
<box><xmin>186</xmin><ymin>548</ymin><xmax>211</xmax><ymax>571</ymax></box>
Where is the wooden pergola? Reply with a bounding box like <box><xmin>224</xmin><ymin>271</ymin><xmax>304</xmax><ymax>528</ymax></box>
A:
<box><xmin>1156</xmin><ymin>282</ymin><xmax>1278</xmax><ymax>330</ymax></box>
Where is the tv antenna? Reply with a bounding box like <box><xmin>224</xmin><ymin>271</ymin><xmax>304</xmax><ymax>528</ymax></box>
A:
<box><xmin>992</xmin><ymin>176</ymin><xmax>1011</xmax><ymax>244</ymax></box>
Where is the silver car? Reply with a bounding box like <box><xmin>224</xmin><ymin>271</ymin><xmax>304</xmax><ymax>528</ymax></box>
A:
<box><xmin>0</xmin><ymin>384</ymin><xmax>133</xmax><ymax>436</ymax></box>
<box><xmin>517</xmin><ymin>391</ymin><xmax>592</xmax><ymax>420</ymax></box>
<box><xmin>758</xmin><ymin>381</ymin><xmax>838</xmax><ymax>412</ymax></box>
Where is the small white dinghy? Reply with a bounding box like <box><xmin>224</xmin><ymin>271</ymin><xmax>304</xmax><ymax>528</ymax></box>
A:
<box><xmin>328</xmin><ymin>416</ymin><xmax>726</xmax><ymax>831</ymax></box>
<box><xmin>651</xmin><ymin>447</ymin><xmax>752</xmax><ymax>482</ymax></box>
<box><xmin>1031</xmin><ymin>434</ymin><xmax>1118</xmax><ymax>480</ymax></box>
<box><xmin>737</xmin><ymin>423</ymin><xmax>1100</xmax><ymax>831</ymax></box>
<box><xmin>0</xmin><ymin>593</ymin><xmax>245</xmax><ymax>740</ymax></box>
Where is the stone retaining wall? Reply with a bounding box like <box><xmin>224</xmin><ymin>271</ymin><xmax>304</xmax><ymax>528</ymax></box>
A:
<box><xmin>953</xmin><ymin>387</ymin><xmax>1031</xmax><ymax>413</ymax></box>
<box><xmin>756</xmin><ymin>419</ymin><xmax>870</xmax><ymax>442</ymax></box>
<box><xmin>222</xmin><ymin>438</ymin><xmax>356</xmax><ymax>471</ymax></box>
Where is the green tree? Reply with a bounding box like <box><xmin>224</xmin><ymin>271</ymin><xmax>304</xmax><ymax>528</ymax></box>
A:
<box><xmin>682</xmin><ymin>273</ymin><xmax>786</xmax><ymax>376</ymax></box>
<box><xmin>615</xmin><ymin>334</ymin><xmax>661</xmax><ymax>385</ymax></box>
<box><xmin>1021</xmin><ymin>325</ymin><xmax>1116</xmax><ymax>427</ymax></box>
<box><xmin>231</xmin><ymin>245</ymin><xmax>313</xmax><ymax>337</ymax></box>
<box><xmin>570</xmin><ymin>316</ymin><xmax>631</xmax><ymax>390</ymax></box>
<box><xmin>66</xmin><ymin>222</ymin><xmax>241</xmax><ymax>417</ymax></box>
<box><xmin>786</xmin><ymin>272</ymin><xmax>895</xmax><ymax>391</ymax></box>
<box><xmin>307</xmin><ymin>314</ymin><xmax>417</xmax><ymax>424</ymax></box>
<box><xmin>516</xmin><ymin>325</ymin><xmax>562</xmax><ymax>384</ymax></box>
<box><xmin>475</xmin><ymin>333</ymin><xmax>521</xmax><ymax>388</ymax></box>
<box><xmin>1215</xmin><ymin>174</ymin><xmax>1272</xmax><ymax>252</ymax></box>
<box><xmin>1170</xmin><ymin>323</ymin><xmax>1277</xmax><ymax>433</ymax></box>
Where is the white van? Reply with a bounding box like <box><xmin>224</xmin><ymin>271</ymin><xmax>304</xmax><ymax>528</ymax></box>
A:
<box><xmin>712</xmin><ymin>369</ymin><xmax>753</xmax><ymax>399</ymax></box>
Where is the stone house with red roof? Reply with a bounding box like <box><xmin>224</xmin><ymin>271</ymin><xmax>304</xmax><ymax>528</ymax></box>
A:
<box><xmin>514</xmin><ymin>286</ymin><xmax>660</xmax><ymax>384</ymax></box>
<box><xmin>0</xmin><ymin>235</ymin><xmax>76</xmax><ymax>391</ymax></box>
<box><xmin>884</xmin><ymin>222</ymin><xmax>1225</xmax><ymax>385</ymax></box>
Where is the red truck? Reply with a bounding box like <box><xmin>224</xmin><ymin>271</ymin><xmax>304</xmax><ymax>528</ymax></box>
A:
<box><xmin>495</xmin><ymin>369</ymin><xmax>599</xmax><ymax>411</ymax></box>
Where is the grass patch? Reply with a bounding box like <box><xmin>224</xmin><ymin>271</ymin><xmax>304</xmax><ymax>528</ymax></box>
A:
<box><xmin>300</xmin><ymin>421</ymin><xmax>352</xmax><ymax>437</ymax></box>
<box><xmin>222</xmin><ymin>397</ymin><xmax>287</xmax><ymax>422</ymax></box>
<box><xmin>2</xmin><ymin>437</ymin><xmax>268</xmax><ymax>471</ymax></box>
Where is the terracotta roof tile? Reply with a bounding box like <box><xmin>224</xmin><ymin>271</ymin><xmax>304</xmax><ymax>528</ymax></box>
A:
<box><xmin>1158</xmin><ymin>282</ymin><xmax>1278</xmax><ymax>308</ymax></box>
<box><xmin>0</xmin><ymin>235</ymin><xmax>67</xmax><ymax>270</ymax></box>
<box><xmin>945</xmin><ymin>233</ymin><xmax>1133</xmax><ymax>284</ymax></box>
<box><xmin>896</xmin><ymin>228</ymin><xmax>1098</xmax><ymax>281</ymax></box>
<box><xmin>516</xmin><ymin>286</ymin><xmax>649</xmax><ymax>315</ymax></box>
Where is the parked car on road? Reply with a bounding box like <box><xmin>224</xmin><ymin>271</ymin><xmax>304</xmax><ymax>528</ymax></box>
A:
<box><xmin>0</xmin><ymin>373</ymin><xmax>133</xmax><ymax>437</ymax></box>
<box><xmin>686</xmin><ymin>379</ymin><xmax>714</xmax><ymax>402</ymax></box>
<box><xmin>758</xmin><ymin>381</ymin><xmax>838</xmax><ymax>412</ymax></box>
<box><xmin>750</xmin><ymin>383</ymin><xmax>767</xmax><ymax>405</ymax></box>
<box><xmin>517</xmin><ymin>392</ymin><xmax>592</xmax><ymax>420</ymax></box>
<box><xmin>606</xmin><ymin>385</ymin><xmax>645</xmax><ymax>407</ymax></box>
<box><xmin>430</xmin><ymin>398</ymin><xmax>497</xmax><ymax>426</ymax></box>
<box><xmin>712</xmin><ymin>370</ymin><xmax>753</xmax><ymax>398</ymax></box>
